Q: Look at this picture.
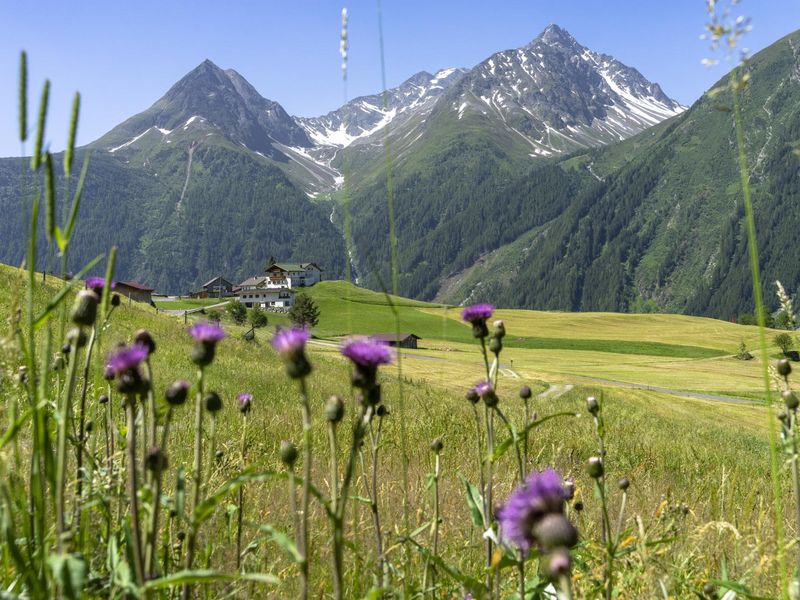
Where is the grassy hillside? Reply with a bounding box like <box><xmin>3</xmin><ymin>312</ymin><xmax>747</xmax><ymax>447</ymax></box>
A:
<box><xmin>0</xmin><ymin>265</ymin><xmax>792</xmax><ymax>596</ymax></box>
<box><xmin>298</xmin><ymin>281</ymin><xmax>775</xmax><ymax>399</ymax></box>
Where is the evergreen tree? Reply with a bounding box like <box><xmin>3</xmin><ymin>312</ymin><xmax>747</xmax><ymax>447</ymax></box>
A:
<box><xmin>228</xmin><ymin>301</ymin><xmax>247</xmax><ymax>325</ymax></box>
<box><xmin>249</xmin><ymin>306</ymin><xmax>268</xmax><ymax>329</ymax></box>
<box><xmin>288</xmin><ymin>293</ymin><xmax>320</xmax><ymax>329</ymax></box>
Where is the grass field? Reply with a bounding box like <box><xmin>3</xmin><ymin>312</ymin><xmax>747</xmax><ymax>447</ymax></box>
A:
<box><xmin>291</xmin><ymin>281</ymin><xmax>777</xmax><ymax>400</ymax></box>
<box><xmin>0</xmin><ymin>266</ymin><xmax>792</xmax><ymax>597</ymax></box>
<box><xmin>153</xmin><ymin>297</ymin><xmax>231</xmax><ymax>311</ymax></box>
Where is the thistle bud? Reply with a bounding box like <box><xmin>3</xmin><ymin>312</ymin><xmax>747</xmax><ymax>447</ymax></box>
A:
<box><xmin>71</xmin><ymin>289</ymin><xmax>99</xmax><ymax>327</ymax></box>
<box><xmin>466</xmin><ymin>389</ymin><xmax>480</xmax><ymax>404</ymax></box>
<box><xmin>145</xmin><ymin>447</ymin><xmax>168</xmax><ymax>472</ymax></box>
<box><xmin>280</xmin><ymin>440</ymin><xmax>298</xmax><ymax>467</ymax></box>
<box><xmin>85</xmin><ymin>420</ymin><xmax>94</xmax><ymax>434</ymax></box>
<box><xmin>134</xmin><ymin>329</ymin><xmax>156</xmax><ymax>355</ymax></box>
<box><xmin>111</xmin><ymin>293</ymin><xmax>121</xmax><ymax>307</ymax></box>
<box><xmin>61</xmin><ymin>343</ymin><xmax>71</xmax><ymax>355</ymax></box>
<box><xmin>215</xmin><ymin>450</ymin><xmax>224</xmax><ymax>461</ymax></box>
<box><xmin>324</xmin><ymin>395</ymin><xmax>345</xmax><ymax>423</ymax></box>
<box><xmin>586</xmin><ymin>396</ymin><xmax>599</xmax><ymax>415</ymax></box>
<box><xmin>492</xmin><ymin>320</ymin><xmax>506</xmax><ymax>339</ymax></box>
<box><xmin>375</xmin><ymin>404</ymin><xmax>389</xmax><ymax>417</ymax></box>
<box><xmin>587</xmin><ymin>456</ymin><xmax>604</xmax><ymax>479</ymax></box>
<box><xmin>563</xmin><ymin>479</ymin><xmax>575</xmax><ymax>500</ymax></box>
<box><xmin>573</xmin><ymin>501</ymin><xmax>584</xmax><ymax>512</ymax></box>
<box><xmin>779</xmin><ymin>410</ymin><xmax>789</xmax><ymax>424</ymax></box>
<box><xmin>66</xmin><ymin>327</ymin><xmax>87</xmax><ymax>348</ymax></box>
<box><xmin>534</xmin><ymin>513</ymin><xmax>578</xmax><ymax>550</ymax></box>
<box><xmin>488</xmin><ymin>336</ymin><xmax>502</xmax><ymax>354</ymax></box>
<box><xmin>544</xmin><ymin>547</ymin><xmax>572</xmax><ymax>580</ymax></box>
<box><xmin>204</xmin><ymin>391</ymin><xmax>222</xmax><ymax>413</ymax></box>
<box><xmin>618</xmin><ymin>477</ymin><xmax>630</xmax><ymax>491</ymax></box>
<box><xmin>519</xmin><ymin>385</ymin><xmax>532</xmax><ymax>400</ymax></box>
<box><xmin>176</xmin><ymin>531</ymin><xmax>186</xmax><ymax>541</ymax></box>
<box><xmin>99</xmin><ymin>394</ymin><xmax>109</xmax><ymax>405</ymax></box>
<box><xmin>778</xmin><ymin>358</ymin><xmax>792</xmax><ymax>377</ymax></box>
<box><xmin>430</xmin><ymin>437</ymin><xmax>444</xmax><ymax>453</ymax></box>
<box><xmin>783</xmin><ymin>390</ymin><xmax>799</xmax><ymax>410</ymax></box>
<box><xmin>238</xmin><ymin>393</ymin><xmax>252</xmax><ymax>415</ymax></box>
<box><xmin>165</xmin><ymin>380</ymin><xmax>190</xmax><ymax>406</ymax></box>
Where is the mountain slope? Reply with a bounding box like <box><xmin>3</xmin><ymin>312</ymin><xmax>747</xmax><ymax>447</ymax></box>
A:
<box><xmin>345</xmin><ymin>24</ymin><xmax>685</xmax><ymax>299</ymax></box>
<box><xmin>448</xmin><ymin>29</ymin><xmax>800</xmax><ymax>318</ymax></box>
<box><xmin>0</xmin><ymin>61</ymin><xmax>347</xmax><ymax>293</ymax></box>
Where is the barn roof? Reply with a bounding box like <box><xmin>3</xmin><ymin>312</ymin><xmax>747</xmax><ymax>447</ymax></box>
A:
<box><xmin>202</xmin><ymin>276</ymin><xmax>233</xmax><ymax>288</ymax></box>
<box><xmin>117</xmin><ymin>281</ymin><xmax>154</xmax><ymax>292</ymax></box>
<box><xmin>371</xmin><ymin>333</ymin><xmax>421</xmax><ymax>343</ymax></box>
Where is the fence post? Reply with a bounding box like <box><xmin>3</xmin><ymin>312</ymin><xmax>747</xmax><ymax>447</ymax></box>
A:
<box><xmin>184</xmin><ymin>311</ymin><xmax>188</xmax><ymax>325</ymax></box>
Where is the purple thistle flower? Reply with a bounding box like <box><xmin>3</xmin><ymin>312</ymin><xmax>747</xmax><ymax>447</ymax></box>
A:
<box><xmin>85</xmin><ymin>276</ymin><xmax>116</xmax><ymax>294</ymax></box>
<box><xmin>496</xmin><ymin>468</ymin><xmax>569</xmax><ymax>555</ymax></box>
<box><xmin>272</xmin><ymin>328</ymin><xmax>312</xmax><ymax>379</ymax></box>
<box><xmin>106</xmin><ymin>343</ymin><xmax>149</xmax><ymax>377</ymax></box>
<box><xmin>461</xmin><ymin>303</ymin><xmax>494</xmax><ymax>324</ymax></box>
<box><xmin>474</xmin><ymin>380</ymin><xmax>493</xmax><ymax>398</ymax></box>
<box><xmin>271</xmin><ymin>327</ymin><xmax>310</xmax><ymax>355</ymax></box>
<box><xmin>188</xmin><ymin>321</ymin><xmax>226</xmax><ymax>344</ymax></box>
<box><xmin>473</xmin><ymin>380</ymin><xmax>498</xmax><ymax>407</ymax></box>
<box><xmin>461</xmin><ymin>303</ymin><xmax>494</xmax><ymax>338</ymax></box>
<box><xmin>238</xmin><ymin>392</ymin><xmax>253</xmax><ymax>414</ymax></box>
<box><xmin>340</xmin><ymin>338</ymin><xmax>394</xmax><ymax>368</ymax></box>
<box><xmin>340</xmin><ymin>337</ymin><xmax>394</xmax><ymax>389</ymax></box>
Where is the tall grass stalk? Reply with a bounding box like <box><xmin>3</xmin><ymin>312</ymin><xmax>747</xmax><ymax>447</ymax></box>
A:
<box><xmin>732</xmin><ymin>69</ymin><xmax>788</xmax><ymax>592</ymax></box>
<box><xmin>375</xmin><ymin>4</ymin><xmax>412</xmax><ymax>586</ymax></box>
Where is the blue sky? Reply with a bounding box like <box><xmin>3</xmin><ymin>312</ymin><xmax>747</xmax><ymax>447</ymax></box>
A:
<box><xmin>0</xmin><ymin>0</ymin><xmax>798</xmax><ymax>157</ymax></box>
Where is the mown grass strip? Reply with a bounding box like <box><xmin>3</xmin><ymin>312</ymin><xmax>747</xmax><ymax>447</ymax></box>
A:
<box><xmin>504</xmin><ymin>336</ymin><xmax>727</xmax><ymax>358</ymax></box>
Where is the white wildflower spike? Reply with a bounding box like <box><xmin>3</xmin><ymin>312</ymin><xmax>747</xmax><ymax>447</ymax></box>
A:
<box><xmin>340</xmin><ymin>7</ymin><xmax>349</xmax><ymax>80</ymax></box>
<box><xmin>776</xmin><ymin>280</ymin><xmax>796</xmax><ymax>329</ymax></box>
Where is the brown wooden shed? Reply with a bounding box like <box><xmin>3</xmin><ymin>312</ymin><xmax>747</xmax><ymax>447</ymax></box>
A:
<box><xmin>371</xmin><ymin>333</ymin><xmax>421</xmax><ymax>349</ymax></box>
<box><xmin>116</xmin><ymin>281</ymin><xmax>154</xmax><ymax>304</ymax></box>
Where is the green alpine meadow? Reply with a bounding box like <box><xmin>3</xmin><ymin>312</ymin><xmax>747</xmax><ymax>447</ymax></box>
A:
<box><xmin>1</xmin><ymin>1</ymin><xmax>800</xmax><ymax>598</ymax></box>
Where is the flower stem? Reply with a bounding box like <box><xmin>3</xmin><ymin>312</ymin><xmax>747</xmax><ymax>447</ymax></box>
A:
<box><xmin>365</xmin><ymin>416</ymin><xmax>386</xmax><ymax>586</ymax></box>
<box><xmin>298</xmin><ymin>377</ymin><xmax>312</xmax><ymax>600</ymax></box>
<box><xmin>56</xmin><ymin>328</ymin><xmax>82</xmax><ymax>549</ymax></box>
<box><xmin>236</xmin><ymin>414</ymin><xmax>248</xmax><ymax>570</ymax></box>
<box><xmin>125</xmin><ymin>396</ymin><xmax>145</xmax><ymax>587</ymax></box>
<box><xmin>182</xmin><ymin>367</ymin><xmax>205</xmax><ymax>600</ymax></box>
<box><xmin>334</xmin><ymin>403</ymin><xmax>371</xmax><ymax>599</ymax></box>
<box><xmin>493</xmin><ymin>406</ymin><xmax>524</xmax><ymax>481</ymax></box>
<box><xmin>73</xmin><ymin>325</ymin><xmax>97</xmax><ymax>538</ymax></box>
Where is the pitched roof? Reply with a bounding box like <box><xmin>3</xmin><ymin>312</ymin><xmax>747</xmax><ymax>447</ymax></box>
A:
<box><xmin>371</xmin><ymin>333</ymin><xmax>421</xmax><ymax>343</ymax></box>
<box><xmin>234</xmin><ymin>286</ymin><xmax>294</xmax><ymax>296</ymax></box>
<box><xmin>202</xmin><ymin>276</ymin><xmax>233</xmax><ymax>288</ymax></box>
<box><xmin>117</xmin><ymin>281</ymin><xmax>154</xmax><ymax>291</ymax></box>
<box><xmin>267</xmin><ymin>262</ymin><xmax>323</xmax><ymax>272</ymax></box>
<box><xmin>239</xmin><ymin>276</ymin><xmax>267</xmax><ymax>287</ymax></box>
